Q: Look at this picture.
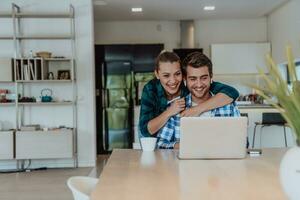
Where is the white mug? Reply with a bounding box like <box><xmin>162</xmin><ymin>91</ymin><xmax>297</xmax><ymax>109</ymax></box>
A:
<box><xmin>140</xmin><ymin>137</ymin><xmax>157</xmax><ymax>151</ymax></box>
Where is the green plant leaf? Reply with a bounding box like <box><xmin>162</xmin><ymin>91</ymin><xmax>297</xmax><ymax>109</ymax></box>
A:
<box><xmin>252</xmin><ymin>46</ymin><xmax>300</xmax><ymax>140</ymax></box>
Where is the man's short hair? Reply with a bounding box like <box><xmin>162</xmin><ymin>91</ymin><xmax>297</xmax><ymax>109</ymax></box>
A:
<box><xmin>155</xmin><ymin>51</ymin><xmax>181</xmax><ymax>71</ymax></box>
<box><xmin>182</xmin><ymin>52</ymin><xmax>213</xmax><ymax>76</ymax></box>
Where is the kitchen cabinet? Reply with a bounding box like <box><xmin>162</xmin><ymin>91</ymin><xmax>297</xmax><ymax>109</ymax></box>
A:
<box><xmin>16</xmin><ymin>130</ymin><xmax>73</xmax><ymax>159</ymax></box>
<box><xmin>211</xmin><ymin>43</ymin><xmax>271</xmax><ymax>74</ymax></box>
<box><xmin>0</xmin><ymin>131</ymin><xmax>14</xmax><ymax>160</ymax></box>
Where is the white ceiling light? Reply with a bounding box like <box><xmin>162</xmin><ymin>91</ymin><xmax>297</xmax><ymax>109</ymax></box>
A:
<box><xmin>204</xmin><ymin>6</ymin><xmax>215</xmax><ymax>11</ymax></box>
<box><xmin>131</xmin><ymin>7</ymin><xmax>143</xmax><ymax>12</ymax></box>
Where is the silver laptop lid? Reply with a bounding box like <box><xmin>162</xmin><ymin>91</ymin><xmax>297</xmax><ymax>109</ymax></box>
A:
<box><xmin>179</xmin><ymin>117</ymin><xmax>247</xmax><ymax>159</ymax></box>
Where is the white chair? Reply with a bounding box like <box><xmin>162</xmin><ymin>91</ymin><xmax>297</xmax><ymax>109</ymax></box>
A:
<box><xmin>67</xmin><ymin>176</ymin><xmax>99</xmax><ymax>200</ymax></box>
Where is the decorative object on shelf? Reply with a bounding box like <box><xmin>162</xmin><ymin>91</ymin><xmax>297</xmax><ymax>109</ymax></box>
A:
<box><xmin>0</xmin><ymin>89</ymin><xmax>8</xmax><ymax>103</ymax></box>
<box><xmin>40</xmin><ymin>88</ymin><xmax>53</xmax><ymax>102</ymax></box>
<box><xmin>36</xmin><ymin>51</ymin><xmax>52</xmax><ymax>58</ymax></box>
<box><xmin>29</xmin><ymin>50</ymin><xmax>34</xmax><ymax>58</ymax></box>
<box><xmin>58</xmin><ymin>70</ymin><xmax>71</xmax><ymax>80</ymax></box>
<box><xmin>252</xmin><ymin>46</ymin><xmax>300</xmax><ymax>200</ymax></box>
<box><xmin>47</xmin><ymin>72</ymin><xmax>54</xmax><ymax>80</ymax></box>
<box><xmin>52</xmin><ymin>56</ymin><xmax>65</xmax><ymax>59</ymax></box>
<box><xmin>237</xmin><ymin>93</ymin><xmax>264</xmax><ymax>104</ymax></box>
<box><xmin>18</xmin><ymin>96</ymin><xmax>36</xmax><ymax>102</ymax></box>
<box><xmin>20</xmin><ymin>124</ymin><xmax>40</xmax><ymax>131</ymax></box>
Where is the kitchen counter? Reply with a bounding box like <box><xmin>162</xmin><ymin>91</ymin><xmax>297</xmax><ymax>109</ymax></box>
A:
<box><xmin>238</xmin><ymin>104</ymin><xmax>274</xmax><ymax>109</ymax></box>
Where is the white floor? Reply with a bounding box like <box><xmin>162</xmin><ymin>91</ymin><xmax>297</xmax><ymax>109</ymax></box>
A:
<box><xmin>0</xmin><ymin>155</ymin><xmax>109</xmax><ymax>200</ymax></box>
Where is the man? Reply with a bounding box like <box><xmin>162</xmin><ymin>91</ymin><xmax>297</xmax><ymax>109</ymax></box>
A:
<box><xmin>139</xmin><ymin>51</ymin><xmax>239</xmax><ymax>139</ymax></box>
<box><xmin>157</xmin><ymin>52</ymin><xmax>240</xmax><ymax>149</ymax></box>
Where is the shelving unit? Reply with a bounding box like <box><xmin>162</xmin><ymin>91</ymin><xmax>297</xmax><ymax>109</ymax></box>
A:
<box><xmin>0</xmin><ymin>3</ymin><xmax>78</xmax><ymax>168</ymax></box>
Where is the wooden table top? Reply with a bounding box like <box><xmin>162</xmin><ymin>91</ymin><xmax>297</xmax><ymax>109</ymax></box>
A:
<box><xmin>91</xmin><ymin>148</ymin><xmax>288</xmax><ymax>200</ymax></box>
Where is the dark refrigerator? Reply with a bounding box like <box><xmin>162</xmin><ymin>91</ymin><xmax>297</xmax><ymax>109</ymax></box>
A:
<box><xmin>102</xmin><ymin>61</ymin><xmax>133</xmax><ymax>152</ymax></box>
<box><xmin>96</xmin><ymin>44</ymin><xmax>163</xmax><ymax>154</ymax></box>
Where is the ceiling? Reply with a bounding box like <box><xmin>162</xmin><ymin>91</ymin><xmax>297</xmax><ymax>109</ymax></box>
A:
<box><xmin>94</xmin><ymin>0</ymin><xmax>289</xmax><ymax>21</ymax></box>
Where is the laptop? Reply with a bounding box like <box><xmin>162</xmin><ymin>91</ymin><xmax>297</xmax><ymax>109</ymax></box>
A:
<box><xmin>179</xmin><ymin>117</ymin><xmax>248</xmax><ymax>159</ymax></box>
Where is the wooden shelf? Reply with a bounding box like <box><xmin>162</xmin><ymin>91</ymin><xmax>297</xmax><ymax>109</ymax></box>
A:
<box><xmin>18</xmin><ymin>102</ymin><xmax>74</xmax><ymax>106</ymax></box>
<box><xmin>1</xmin><ymin>36</ymin><xmax>73</xmax><ymax>40</ymax></box>
<box><xmin>0</xmin><ymin>13</ymin><xmax>11</xmax><ymax>18</ymax></box>
<box><xmin>0</xmin><ymin>103</ymin><xmax>15</xmax><ymax>106</ymax></box>
<box><xmin>16</xmin><ymin>80</ymin><xmax>72</xmax><ymax>83</ymax></box>
<box><xmin>15</xmin><ymin>13</ymin><xmax>73</xmax><ymax>18</ymax></box>
<box><xmin>16</xmin><ymin>35</ymin><xmax>73</xmax><ymax>40</ymax></box>
<box><xmin>0</xmin><ymin>12</ymin><xmax>72</xmax><ymax>18</ymax></box>
<box><xmin>44</xmin><ymin>58</ymin><xmax>72</xmax><ymax>61</ymax></box>
<box><xmin>0</xmin><ymin>36</ymin><xmax>13</xmax><ymax>40</ymax></box>
<box><xmin>0</xmin><ymin>81</ymin><xmax>14</xmax><ymax>84</ymax></box>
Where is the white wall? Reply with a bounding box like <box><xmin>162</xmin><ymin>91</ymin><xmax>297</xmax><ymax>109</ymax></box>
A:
<box><xmin>267</xmin><ymin>0</ymin><xmax>300</xmax><ymax>63</ymax></box>
<box><xmin>0</xmin><ymin>0</ymin><xmax>96</xmax><ymax>168</ymax></box>
<box><xmin>72</xmin><ymin>0</ymin><xmax>96</xmax><ymax>167</ymax></box>
<box><xmin>193</xmin><ymin>18</ymin><xmax>268</xmax><ymax>95</ymax></box>
<box><xmin>194</xmin><ymin>18</ymin><xmax>268</xmax><ymax>56</ymax></box>
<box><xmin>94</xmin><ymin>19</ymin><xmax>268</xmax><ymax>95</ymax></box>
<box><xmin>94</xmin><ymin>21</ymin><xmax>180</xmax><ymax>50</ymax></box>
<box><xmin>94</xmin><ymin>18</ymin><xmax>267</xmax><ymax>55</ymax></box>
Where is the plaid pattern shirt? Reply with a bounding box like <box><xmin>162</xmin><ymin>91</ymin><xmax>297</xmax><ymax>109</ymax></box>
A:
<box><xmin>157</xmin><ymin>93</ymin><xmax>240</xmax><ymax>149</ymax></box>
<box><xmin>139</xmin><ymin>79</ymin><xmax>239</xmax><ymax>137</ymax></box>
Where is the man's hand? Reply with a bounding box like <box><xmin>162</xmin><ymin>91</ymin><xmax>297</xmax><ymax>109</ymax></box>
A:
<box><xmin>174</xmin><ymin>142</ymin><xmax>180</xmax><ymax>149</ymax></box>
<box><xmin>180</xmin><ymin>106</ymin><xmax>203</xmax><ymax>117</ymax></box>
<box><xmin>167</xmin><ymin>98</ymin><xmax>185</xmax><ymax>117</ymax></box>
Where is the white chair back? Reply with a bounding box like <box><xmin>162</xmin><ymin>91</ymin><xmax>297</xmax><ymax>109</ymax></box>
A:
<box><xmin>67</xmin><ymin>176</ymin><xmax>99</xmax><ymax>200</ymax></box>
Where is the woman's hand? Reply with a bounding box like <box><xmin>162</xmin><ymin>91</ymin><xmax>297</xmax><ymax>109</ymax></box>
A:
<box><xmin>167</xmin><ymin>98</ymin><xmax>186</xmax><ymax>117</ymax></box>
<box><xmin>181</xmin><ymin>106</ymin><xmax>203</xmax><ymax>117</ymax></box>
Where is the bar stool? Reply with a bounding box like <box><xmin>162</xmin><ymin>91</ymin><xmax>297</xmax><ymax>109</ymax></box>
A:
<box><xmin>252</xmin><ymin>112</ymin><xmax>287</xmax><ymax>148</ymax></box>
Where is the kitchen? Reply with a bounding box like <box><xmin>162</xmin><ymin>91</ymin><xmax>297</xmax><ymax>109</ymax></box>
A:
<box><xmin>94</xmin><ymin>0</ymin><xmax>299</xmax><ymax>153</ymax></box>
<box><xmin>0</xmin><ymin>0</ymin><xmax>299</xmax><ymax>199</ymax></box>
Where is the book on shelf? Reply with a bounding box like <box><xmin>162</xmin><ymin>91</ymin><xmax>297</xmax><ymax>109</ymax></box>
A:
<box><xmin>16</xmin><ymin>61</ymin><xmax>20</xmax><ymax>80</ymax></box>
<box><xmin>20</xmin><ymin>61</ymin><xmax>24</xmax><ymax>80</ymax></box>
<box><xmin>24</xmin><ymin>64</ymin><xmax>30</xmax><ymax>81</ymax></box>
<box><xmin>29</xmin><ymin>62</ymin><xmax>36</xmax><ymax>80</ymax></box>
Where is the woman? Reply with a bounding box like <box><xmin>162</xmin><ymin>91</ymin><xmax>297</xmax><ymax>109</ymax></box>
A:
<box><xmin>139</xmin><ymin>51</ymin><xmax>239</xmax><ymax>138</ymax></box>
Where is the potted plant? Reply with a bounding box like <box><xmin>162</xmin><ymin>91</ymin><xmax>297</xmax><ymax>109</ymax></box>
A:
<box><xmin>252</xmin><ymin>46</ymin><xmax>300</xmax><ymax>200</ymax></box>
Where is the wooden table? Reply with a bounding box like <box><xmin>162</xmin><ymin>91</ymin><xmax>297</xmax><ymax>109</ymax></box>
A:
<box><xmin>91</xmin><ymin>149</ymin><xmax>288</xmax><ymax>200</ymax></box>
